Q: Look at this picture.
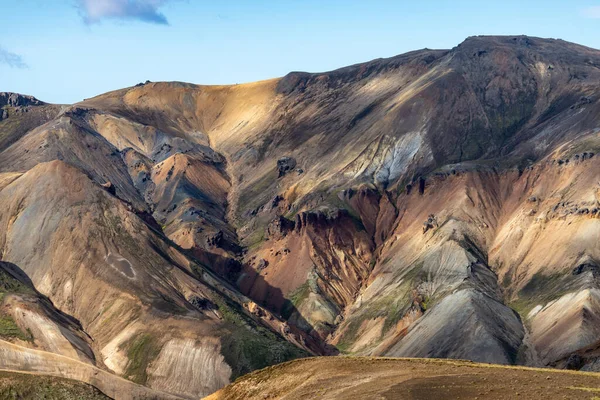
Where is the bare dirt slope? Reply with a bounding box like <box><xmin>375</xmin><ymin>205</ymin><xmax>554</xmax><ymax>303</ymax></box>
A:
<box><xmin>206</xmin><ymin>357</ymin><xmax>600</xmax><ymax>400</ymax></box>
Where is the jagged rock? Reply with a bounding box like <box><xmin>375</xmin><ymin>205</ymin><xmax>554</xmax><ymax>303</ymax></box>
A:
<box><xmin>277</xmin><ymin>157</ymin><xmax>297</xmax><ymax>177</ymax></box>
<box><xmin>65</xmin><ymin>107</ymin><xmax>90</xmax><ymax>118</ymax></box>
<box><xmin>293</xmin><ymin>208</ymin><xmax>350</xmax><ymax>232</ymax></box>
<box><xmin>206</xmin><ymin>230</ymin><xmax>224</xmax><ymax>247</ymax></box>
<box><xmin>570</xmin><ymin>96</ymin><xmax>593</xmax><ymax>110</ymax></box>
<box><xmin>256</xmin><ymin>259</ymin><xmax>269</xmax><ymax>271</ymax></box>
<box><xmin>565</xmin><ymin>354</ymin><xmax>584</xmax><ymax>370</ymax></box>
<box><xmin>271</xmin><ymin>195</ymin><xmax>284</xmax><ymax>209</ymax></box>
<box><xmin>0</xmin><ymin>108</ymin><xmax>7</xmax><ymax>121</ymax></box>
<box><xmin>189</xmin><ymin>296</ymin><xmax>217</xmax><ymax>311</ymax></box>
<box><xmin>267</xmin><ymin>216</ymin><xmax>295</xmax><ymax>239</ymax></box>
<box><xmin>100</xmin><ymin>181</ymin><xmax>116</xmax><ymax>195</ymax></box>
<box><xmin>422</xmin><ymin>214</ymin><xmax>438</xmax><ymax>234</ymax></box>
<box><xmin>418</xmin><ymin>177</ymin><xmax>426</xmax><ymax>195</ymax></box>
<box><xmin>166</xmin><ymin>165</ymin><xmax>175</xmax><ymax>181</ymax></box>
<box><xmin>0</xmin><ymin>92</ymin><xmax>44</xmax><ymax>107</ymax></box>
<box><xmin>572</xmin><ymin>262</ymin><xmax>600</xmax><ymax>277</ymax></box>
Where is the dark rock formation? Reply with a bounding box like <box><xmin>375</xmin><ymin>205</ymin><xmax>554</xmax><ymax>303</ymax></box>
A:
<box><xmin>422</xmin><ymin>214</ymin><xmax>438</xmax><ymax>234</ymax></box>
<box><xmin>418</xmin><ymin>177</ymin><xmax>426</xmax><ymax>195</ymax></box>
<box><xmin>0</xmin><ymin>92</ymin><xmax>44</xmax><ymax>107</ymax></box>
<box><xmin>207</xmin><ymin>230</ymin><xmax>225</xmax><ymax>248</ymax></box>
<box><xmin>277</xmin><ymin>157</ymin><xmax>297</xmax><ymax>177</ymax></box>
<box><xmin>572</xmin><ymin>262</ymin><xmax>600</xmax><ymax>277</ymax></box>
<box><xmin>256</xmin><ymin>259</ymin><xmax>269</xmax><ymax>271</ymax></box>
<box><xmin>100</xmin><ymin>181</ymin><xmax>116</xmax><ymax>196</ymax></box>
<box><xmin>565</xmin><ymin>354</ymin><xmax>584</xmax><ymax>370</ymax></box>
<box><xmin>189</xmin><ymin>296</ymin><xmax>218</xmax><ymax>311</ymax></box>
<box><xmin>267</xmin><ymin>216</ymin><xmax>296</xmax><ymax>239</ymax></box>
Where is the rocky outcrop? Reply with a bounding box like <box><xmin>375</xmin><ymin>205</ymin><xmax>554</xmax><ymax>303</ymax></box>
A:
<box><xmin>422</xmin><ymin>214</ymin><xmax>438</xmax><ymax>234</ymax></box>
<box><xmin>266</xmin><ymin>216</ymin><xmax>295</xmax><ymax>239</ymax></box>
<box><xmin>277</xmin><ymin>157</ymin><xmax>297</xmax><ymax>177</ymax></box>
<box><xmin>0</xmin><ymin>92</ymin><xmax>44</xmax><ymax>107</ymax></box>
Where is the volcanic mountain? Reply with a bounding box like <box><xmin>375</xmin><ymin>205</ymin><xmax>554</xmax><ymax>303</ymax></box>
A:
<box><xmin>0</xmin><ymin>35</ymin><xmax>599</xmax><ymax>398</ymax></box>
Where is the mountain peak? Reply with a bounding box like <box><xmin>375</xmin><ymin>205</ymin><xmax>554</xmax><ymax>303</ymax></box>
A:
<box><xmin>0</xmin><ymin>92</ymin><xmax>45</xmax><ymax>107</ymax></box>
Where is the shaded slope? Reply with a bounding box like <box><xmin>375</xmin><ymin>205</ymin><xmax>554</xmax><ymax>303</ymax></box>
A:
<box><xmin>0</xmin><ymin>261</ymin><xmax>95</xmax><ymax>364</ymax></box>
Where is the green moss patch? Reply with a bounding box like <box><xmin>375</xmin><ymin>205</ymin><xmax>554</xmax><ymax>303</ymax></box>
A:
<box><xmin>122</xmin><ymin>333</ymin><xmax>161</xmax><ymax>385</ymax></box>
<box><xmin>510</xmin><ymin>272</ymin><xmax>574</xmax><ymax>318</ymax></box>
<box><xmin>281</xmin><ymin>281</ymin><xmax>311</xmax><ymax>320</ymax></box>
<box><xmin>216</xmin><ymin>298</ymin><xmax>308</xmax><ymax>380</ymax></box>
<box><xmin>0</xmin><ymin>316</ymin><xmax>33</xmax><ymax>342</ymax></box>
<box><xmin>335</xmin><ymin>263</ymin><xmax>428</xmax><ymax>354</ymax></box>
<box><xmin>0</xmin><ymin>268</ymin><xmax>34</xmax><ymax>342</ymax></box>
<box><xmin>0</xmin><ymin>268</ymin><xmax>32</xmax><ymax>302</ymax></box>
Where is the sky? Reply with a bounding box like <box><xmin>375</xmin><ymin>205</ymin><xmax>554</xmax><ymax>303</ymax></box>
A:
<box><xmin>1</xmin><ymin>0</ymin><xmax>600</xmax><ymax>104</ymax></box>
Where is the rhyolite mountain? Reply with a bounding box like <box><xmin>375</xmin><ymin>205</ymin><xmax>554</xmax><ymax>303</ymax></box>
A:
<box><xmin>0</xmin><ymin>35</ymin><xmax>600</xmax><ymax>398</ymax></box>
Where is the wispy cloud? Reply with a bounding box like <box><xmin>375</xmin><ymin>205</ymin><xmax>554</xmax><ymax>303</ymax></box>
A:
<box><xmin>581</xmin><ymin>5</ymin><xmax>600</xmax><ymax>18</ymax></box>
<box><xmin>0</xmin><ymin>46</ymin><xmax>28</xmax><ymax>69</ymax></box>
<box><xmin>77</xmin><ymin>0</ymin><xmax>173</xmax><ymax>25</ymax></box>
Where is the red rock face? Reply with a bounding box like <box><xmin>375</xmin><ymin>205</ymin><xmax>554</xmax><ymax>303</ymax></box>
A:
<box><xmin>1</xmin><ymin>35</ymin><xmax>600</xmax><ymax>397</ymax></box>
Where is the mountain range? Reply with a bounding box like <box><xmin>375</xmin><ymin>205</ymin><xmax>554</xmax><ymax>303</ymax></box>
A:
<box><xmin>0</xmin><ymin>35</ymin><xmax>599</xmax><ymax>398</ymax></box>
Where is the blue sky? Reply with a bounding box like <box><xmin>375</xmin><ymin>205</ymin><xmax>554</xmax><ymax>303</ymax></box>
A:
<box><xmin>1</xmin><ymin>0</ymin><xmax>599</xmax><ymax>104</ymax></box>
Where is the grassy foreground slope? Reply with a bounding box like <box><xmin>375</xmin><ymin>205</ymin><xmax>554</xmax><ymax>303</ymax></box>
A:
<box><xmin>206</xmin><ymin>357</ymin><xmax>600</xmax><ymax>400</ymax></box>
<box><xmin>0</xmin><ymin>370</ymin><xmax>110</xmax><ymax>400</ymax></box>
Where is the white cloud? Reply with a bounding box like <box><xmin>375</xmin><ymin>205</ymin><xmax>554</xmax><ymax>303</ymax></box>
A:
<box><xmin>77</xmin><ymin>0</ymin><xmax>172</xmax><ymax>25</ymax></box>
<box><xmin>0</xmin><ymin>46</ymin><xmax>27</xmax><ymax>69</ymax></box>
<box><xmin>581</xmin><ymin>5</ymin><xmax>600</xmax><ymax>18</ymax></box>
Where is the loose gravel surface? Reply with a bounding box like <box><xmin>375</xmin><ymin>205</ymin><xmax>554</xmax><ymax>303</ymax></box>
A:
<box><xmin>206</xmin><ymin>357</ymin><xmax>600</xmax><ymax>400</ymax></box>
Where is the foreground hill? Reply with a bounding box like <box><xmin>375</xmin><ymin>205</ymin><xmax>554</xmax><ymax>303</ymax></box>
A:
<box><xmin>0</xmin><ymin>35</ymin><xmax>600</xmax><ymax>397</ymax></box>
<box><xmin>206</xmin><ymin>357</ymin><xmax>600</xmax><ymax>400</ymax></box>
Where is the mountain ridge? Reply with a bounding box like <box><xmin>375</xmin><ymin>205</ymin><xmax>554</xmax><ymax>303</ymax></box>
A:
<box><xmin>1</xmin><ymin>35</ymin><xmax>600</xmax><ymax>398</ymax></box>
